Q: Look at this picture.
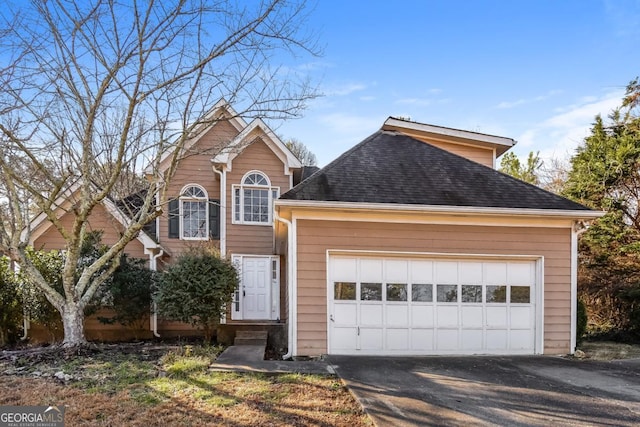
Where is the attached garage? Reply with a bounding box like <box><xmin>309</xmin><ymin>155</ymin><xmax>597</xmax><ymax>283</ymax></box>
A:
<box><xmin>328</xmin><ymin>254</ymin><xmax>542</xmax><ymax>355</ymax></box>
<box><xmin>276</xmin><ymin>120</ymin><xmax>603</xmax><ymax>358</ymax></box>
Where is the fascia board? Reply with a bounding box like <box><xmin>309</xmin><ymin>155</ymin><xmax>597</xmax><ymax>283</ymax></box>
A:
<box><xmin>25</xmin><ymin>183</ymin><xmax>159</xmax><ymax>251</ymax></box>
<box><xmin>23</xmin><ymin>181</ymin><xmax>83</xmax><ymax>243</ymax></box>
<box><xmin>383</xmin><ymin>117</ymin><xmax>516</xmax><ymax>155</ymax></box>
<box><xmin>212</xmin><ymin>118</ymin><xmax>302</xmax><ymax>173</ymax></box>
<box><xmin>145</xmin><ymin>99</ymin><xmax>247</xmax><ymax>175</ymax></box>
<box><xmin>275</xmin><ymin>199</ymin><xmax>605</xmax><ymax>220</ymax></box>
<box><xmin>102</xmin><ymin>198</ymin><xmax>159</xmax><ymax>250</ymax></box>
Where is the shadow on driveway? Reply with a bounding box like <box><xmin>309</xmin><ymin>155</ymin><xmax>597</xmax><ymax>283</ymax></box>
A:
<box><xmin>328</xmin><ymin>355</ymin><xmax>640</xmax><ymax>426</ymax></box>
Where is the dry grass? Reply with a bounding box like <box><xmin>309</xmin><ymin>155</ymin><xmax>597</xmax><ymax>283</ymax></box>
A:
<box><xmin>578</xmin><ymin>341</ymin><xmax>640</xmax><ymax>360</ymax></box>
<box><xmin>0</xmin><ymin>344</ymin><xmax>370</xmax><ymax>426</ymax></box>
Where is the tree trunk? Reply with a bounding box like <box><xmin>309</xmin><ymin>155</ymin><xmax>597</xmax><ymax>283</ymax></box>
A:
<box><xmin>61</xmin><ymin>304</ymin><xmax>88</xmax><ymax>347</ymax></box>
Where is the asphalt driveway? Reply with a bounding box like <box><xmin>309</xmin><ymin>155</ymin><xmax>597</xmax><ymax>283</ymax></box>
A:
<box><xmin>328</xmin><ymin>355</ymin><xmax>640</xmax><ymax>426</ymax></box>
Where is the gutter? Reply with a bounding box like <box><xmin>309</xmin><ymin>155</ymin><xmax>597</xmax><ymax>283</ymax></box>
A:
<box><xmin>275</xmin><ymin>199</ymin><xmax>605</xmax><ymax>220</ymax></box>
<box><xmin>274</xmin><ymin>211</ymin><xmax>295</xmax><ymax>360</ymax></box>
<box><xmin>570</xmin><ymin>222</ymin><xmax>590</xmax><ymax>353</ymax></box>
<box><xmin>148</xmin><ymin>249</ymin><xmax>164</xmax><ymax>338</ymax></box>
<box><xmin>211</xmin><ymin>164</ymin><xmax>227</xmax><ymax>257</ymax></box>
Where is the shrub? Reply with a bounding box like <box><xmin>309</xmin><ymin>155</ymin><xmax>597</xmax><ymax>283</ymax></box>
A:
<box><xmin>20</xmin><ymin>248</ymin><xmax>65</xmax><ymax>340</ymax></box>
<box><xmin>96</xmin><ymin>254</ymin><xmax>155</xmax><ymax>335</ymax></box>
<box><xmin>0</xmin><ymin>257</ymin><xmax>23</xmax><ymax>346</ymax></box>
<box><xmin>20</xmin><ymin>231</ymin><xmax>146</xmax><ymax>341</ymax></box>
<box><xmin>155</xmin><ymin>248</ymin><xmax>238</xmax><ymax>343</ymax></box>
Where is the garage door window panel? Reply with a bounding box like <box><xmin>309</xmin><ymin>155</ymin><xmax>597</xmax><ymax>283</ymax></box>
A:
<box><xmin>411</xmin><ymin>284</ymin><xmax>433</xmax><ymax>302</ymax></box>
<box><xmin>361</xmin><ymin>283</ymin><xmax>382</xmax><ymax>301</ymax></box>
<box><xmin>461</xmin><ymin>285</ymin><xmax>482</xmax><ymax>303</ymax></box>
<box><xmin>510</xmin><ymin>286</ymin><xmax>531</xmax><ymax>303</ymax></box>
<box><xmin>486</xmin><ymin>285</ymin><xmax>507</xmax><ymax>303</ymax></box>
<box><xmin>334</xmin><ymin>282</ymin><xmax>356</xmax><ymax>300</ymax></box>
<box><xmin>437</xmin><ymin>284</ymin><xmax>457</xmax><ymax>302</ymax></box>
<box><xmin>387</xmin><ymin>283</ymin><xmax>407</xmax><ymax>302</ymax></box>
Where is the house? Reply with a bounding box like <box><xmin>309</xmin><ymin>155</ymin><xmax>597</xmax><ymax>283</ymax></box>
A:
<box><xmin>275</xmin><ymin>118</ymin><xmax>601</xmax><ymax>357</ymax></box>
<box><xmin>27</xmin><ymin>104</ymin><xmax>602</xmax><ymax>356</ymax></box>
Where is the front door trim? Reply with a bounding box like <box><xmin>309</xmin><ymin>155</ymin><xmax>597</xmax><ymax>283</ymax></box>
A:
<box><xmin>231</xmin><ymin>254</ymin><xmax>280</xmax><ymax>321</ymax></box>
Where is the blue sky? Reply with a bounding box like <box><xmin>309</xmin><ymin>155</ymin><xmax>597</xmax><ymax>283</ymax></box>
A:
<box><xmin>274</xmin><ymin>0</ymin><xmax>640</xmax><ymax>168</ymax></box>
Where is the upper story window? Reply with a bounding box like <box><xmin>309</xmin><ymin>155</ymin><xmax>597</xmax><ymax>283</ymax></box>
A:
<box><xmin>180</xmin><ymin>184</ymin><xmax>208</xmax><ymax>239</ymax></box>
<box><xmin>232</xmin><ymin>171</ymin><xmax>279</xmax><ymax>225</ymax></box>
<box><xmin>168</xmin><ymin>184</ymin><xmax>220</xmax><ymax>240</ymax></box>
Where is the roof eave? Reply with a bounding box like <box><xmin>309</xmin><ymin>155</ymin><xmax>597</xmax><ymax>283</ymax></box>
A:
<box><xmin>383</xmin><ymin>117</ymin><xmax>516</xmax><ymax>155</ymax></box>
<box><xmin>275</xmin><ymin>199</ymin><xmax>605</xmax><ymax>220</ymax></box>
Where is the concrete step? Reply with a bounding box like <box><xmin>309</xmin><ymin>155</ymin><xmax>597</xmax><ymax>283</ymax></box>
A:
<box><xmin>215</xmin><ymin>345</ymin><xmax>265</xmax><ymax>364</ymax></box>
<box><xmin>234</xmin><ymin>330</ymin><xmax>268</xmax><ymax>346</ymax></box>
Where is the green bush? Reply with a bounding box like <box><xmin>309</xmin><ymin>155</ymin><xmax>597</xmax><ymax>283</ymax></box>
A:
<box><xmin>96</xmin><ymin>254</ymin><xmax>155</xmax><ymax>334</ymax></box>
<box><xmin>577</xmin><ymin>298</ymin><xmax>588</xmax><ymax>345</ymax></box>
<box><xmin>20</xmin><ymin>248</ymin><xmax>65</xmax><ymax>339</ymax></box>
<box><xmin>155</xmin><ymin>248</ymin><xmax>238</xmax><ymax>343</ymax></box>
<box><xmin>0</xmin><ymin>257</ymin><xmax>23</xmax><ymax>346</ymax></box>
<box><xmin>20</xmin><ymin>231</ymin><xmax>148</xmax><ymax>341</ymax></box>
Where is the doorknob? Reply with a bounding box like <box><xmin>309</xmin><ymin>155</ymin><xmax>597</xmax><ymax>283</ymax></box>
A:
<box><xmin>329</xmin><ymin>314</ymin><xmax>334</xmax><ymax>322</ymax></box>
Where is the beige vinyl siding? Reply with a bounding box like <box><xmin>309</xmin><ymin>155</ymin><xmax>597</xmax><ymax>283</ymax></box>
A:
<box><xmin>158</xmin><ymin>120</ymin><xmax>238</xmax><ymax>255</ymax></box>
<box><xmin>33</xmin><ymin>203</ymin><xmax>147</xmax><ymax>259</ymax></box>
<box><xmin>226</xmin><ymin>136</ymin><xmax>291</xmax><ymax>255</ymax></box>
<box><xmin>295</xmin><ymin>220</ymin><xmax>572</xmax><ymax>356</ymax></box>
<box><xmin>392</xmin><ymin>129</ymin><xmax>495</xmax><ymax>168</ymax></box>
<box><xmin>30</xmin><ymin>204</ymin><xmax>149</xmax><ymax>343</ymax></box>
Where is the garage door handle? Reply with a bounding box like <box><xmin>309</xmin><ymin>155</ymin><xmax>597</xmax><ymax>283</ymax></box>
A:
<box><xmin>330</xmin><ymin>314</ymin><xmax>334</xmax><ymax>322</ymax></box>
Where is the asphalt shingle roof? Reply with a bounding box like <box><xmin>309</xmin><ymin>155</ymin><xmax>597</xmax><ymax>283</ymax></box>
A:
<box><xmin>280</xmin><ymin>130</ymin><xmax>590</xmax><ymax>211</ymax></box>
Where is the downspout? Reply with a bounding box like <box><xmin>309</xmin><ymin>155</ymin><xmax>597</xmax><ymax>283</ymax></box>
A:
<box><xmin>212</xmin><ymin>164</ymin><xmax>226</xmax><ymax>257</ymax></box>
<box><xmin>21</xmin><ymin>316</ymin><xmax>29</xmax><ymax>340</ymax></box>
<box><xmin>275</xmin><ymin>211</ymin><xmax>295</xmax><ymax>360</ymax></box>
<box><xmin>570</xmin><ymin>221</ymin><xmax>588</xmax><ymax>354</ymax></box>
<box><xmin>149</xmin><ymin>249</ymin><xmax>164</xmax><ymax>338</ymax></box>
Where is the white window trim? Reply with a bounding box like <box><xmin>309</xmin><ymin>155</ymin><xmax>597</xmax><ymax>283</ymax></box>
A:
<box><xmin>179</xmin><ymin>184</ymin><xmax>209</xmax><ymax>240</ymax></box>
<box><xmin>232</xmin><ymin>170</ymin><xmax>279</xmax><ymax>226</ymax></box>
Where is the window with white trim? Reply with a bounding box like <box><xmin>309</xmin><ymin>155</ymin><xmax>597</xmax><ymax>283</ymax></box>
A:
<box><xmin>180</xmin><ymin>185</ymin><xmax>208</xmax><ymax>239</ymax></box>
<box><xmin>232</xmin><ymin>171</ymin><xmax>279</xmax><ymax>225</ymax></box>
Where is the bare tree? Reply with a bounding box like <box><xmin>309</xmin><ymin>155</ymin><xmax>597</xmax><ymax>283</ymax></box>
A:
<box><xmin>540</xmin><ymin>157</ymin><xmax>570</xmax><ymax>195</ymax></box>
<box><xmin>0</xmin><ymin>0</ymin><xmax>319</xmax><ymax>347</ymax></box>
<box><xmin>285</xmin><ymin>138</ymin><xmax>317</xmax><ymax>166</ymax></box>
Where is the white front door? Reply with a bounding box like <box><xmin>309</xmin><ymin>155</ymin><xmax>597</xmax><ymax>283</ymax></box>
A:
<box><xmin>231</xmin><ymin>255</ymin><xmax>279</xmax><ymax>321</ymax></box>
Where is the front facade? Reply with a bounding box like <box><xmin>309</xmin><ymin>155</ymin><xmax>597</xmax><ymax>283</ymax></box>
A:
<box><xmin>28</xmin><ymin>101</ymin><xmax>302</xmax><ymax>341</ymax></box>
<box><xmin>28</xmin><ymin>107</ymin><xmax>601</xmax><ymax>356</ymax></box>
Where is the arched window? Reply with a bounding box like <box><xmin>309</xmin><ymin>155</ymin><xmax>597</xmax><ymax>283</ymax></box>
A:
<box><xmin>233</xmin><ymin>171</ymin><xmax>279</xmax><ymax>225</ymax></box>
<box><xmin>180</xmin><ymin>184</ymin><xmax>208</xmax><ymax>239</ymax></box>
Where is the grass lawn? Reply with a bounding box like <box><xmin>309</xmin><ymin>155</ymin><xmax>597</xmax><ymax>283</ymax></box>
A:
<box><xmin>0</xmin><ymin>344</ymin><xmax>370</xmax><ymax>426</ymax></box>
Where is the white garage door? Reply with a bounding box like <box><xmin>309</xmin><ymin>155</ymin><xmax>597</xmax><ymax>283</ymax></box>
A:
<box><xmin>328</xmin><ymin>255</ymin><xmax>539</xmax><ymax>355</ymax></box>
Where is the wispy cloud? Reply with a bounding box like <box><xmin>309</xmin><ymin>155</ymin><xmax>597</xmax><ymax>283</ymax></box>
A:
<box><xmin>496</xmin><ymin>90</ymin><xmax>563</xmax><ymax>109</ymax></box>
<box><xmin>325</xmin><ymin>83</ymin><xmax>367</xmax><ymax>96</ymax></box>
<box><xmin>515</xmin><ymin>90</ymin><xmax>623</xmax><ymax>161</ymax></box>
<box><xmin>395</xmin><ymin>98</ymin><xmax>432</xmax><ymax>106</ymax></box>
<box><xmin>317</xmin><ymin>113</ymin><xmax>382</xmax><ymax>134</ymax></box>
<box><xmin>394</xmin><ymin>96</ymin><xmax>450</xmax><ymax>107</ymax></box>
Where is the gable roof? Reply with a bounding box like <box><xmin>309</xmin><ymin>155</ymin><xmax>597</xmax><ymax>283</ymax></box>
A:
<box><xmin>211</xmin><ymin>118</ymin><xmax>302</xmax><ymax>173</ymax></box>
<box><xmin>26</xmin><ymin>182</ymin><xmax>159</xmax><ymax>251</ymax></box>
<box><xmin>280</xmin><ymin>130</ymin><xmax>592</xmax><ymax>213</ymax></box>
<box><xmin>145</xmin><ymin>99</ymin><xmax>247</xmax><ymax>175</ymax></box>
<box><xmin>383</xmin><ymin>117</ymin><xmax>516</xmax><ymax>156</ymax></box>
